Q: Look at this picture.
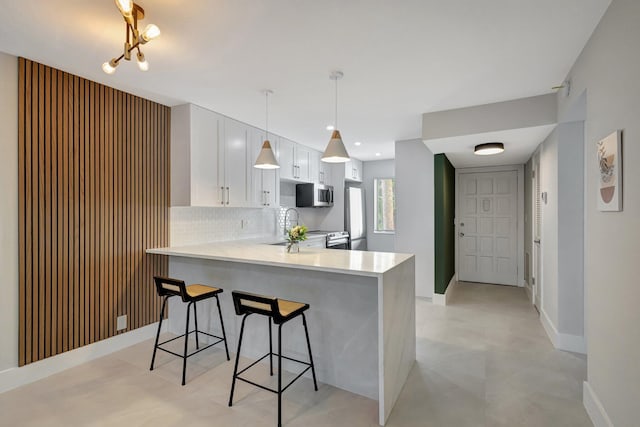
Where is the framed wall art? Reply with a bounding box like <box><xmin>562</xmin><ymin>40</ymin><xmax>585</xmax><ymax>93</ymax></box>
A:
<box><xmin>597</xmin><ymin>130</ymin><xmax>622</xmax><ymax>211</ymax></box>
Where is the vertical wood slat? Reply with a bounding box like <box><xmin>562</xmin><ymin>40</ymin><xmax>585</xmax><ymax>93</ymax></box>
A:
<box><xmin>18</xmin><ymin>58</ymin><xmax>169</xmax><ymax>366</ymax></box>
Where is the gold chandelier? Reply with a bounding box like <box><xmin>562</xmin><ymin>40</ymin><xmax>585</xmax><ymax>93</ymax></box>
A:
<box><xmin>102</xmin><ymin>0</ymin><xmax>160</xmax><ymax>74</ymax></box>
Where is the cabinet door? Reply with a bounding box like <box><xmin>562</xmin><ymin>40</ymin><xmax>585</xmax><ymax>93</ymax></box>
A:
<box><xmin>249</xmin><ymin>129</ymin><xmax>280</xmax><ymax>207</ymax></box>
<box><xmin>309</xmin><ymin>149</ymin><xmax>321</xmax><ymax>184</ymax></box>
<box><xmin>353</xmin><ymin>159</ymin><xmax>363</xmax><ymax>182</ymax></box>
<box><xmin>279</xmin><ymin>138</ymin><xmax>296</xmax><ymax>181</ymax></box>
<box><xmin>190</xmin><ymin>105</ymin><xmax>224</xmax><ymax>205</ymax></box>
<box><xmin>344</xmin><ymin>159</ymin><xmax>362</xmax><ymax>182</ymax></box>
<box><xmin>224</xmin><ymin>118</ymin><xmax>251</xmax><ymax>207</ymax></box>
<box><xmin>320</xmin><ymin>161</ymin><xmax>332</xmax><ymax>186</ymax></box>
<box><xmin>296</xmin><ymin>144</ymin><xmax>311</xmax><ymax>182</ymax></box>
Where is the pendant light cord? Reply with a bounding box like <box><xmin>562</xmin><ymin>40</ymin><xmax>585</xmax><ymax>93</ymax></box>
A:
<box><xmin>334</xmin><ymin>76</ymin><xmax>338</xmax><ymax>129</ymax></box>
<box><xmin>265</xmin><ymin>91</ymin><xmax>269</xmax><ymax>139</ymax></box>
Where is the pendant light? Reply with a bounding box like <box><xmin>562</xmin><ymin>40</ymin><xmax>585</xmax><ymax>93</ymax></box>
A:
<box><xmin>322</xmin><ymin>71</ymin><xmax>350</xmax><ymax>163</ymax></box>
<box><xmin>254</xmin><ymin>90</ymin><xmax>280</xmax><ymax>169</ymax></box>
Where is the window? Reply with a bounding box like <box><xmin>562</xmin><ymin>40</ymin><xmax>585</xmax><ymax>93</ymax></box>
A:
<box><xmin>374</xmin><ymin>178</ymin><xmax>396</xmax><ymax>233</ymax></box>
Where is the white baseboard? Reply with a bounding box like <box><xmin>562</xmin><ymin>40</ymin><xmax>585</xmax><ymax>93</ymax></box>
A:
<box><xmin>524</xmin><ymin>281</ymin><xmax>533</xmax><ymax>303</ymax></box>
<box><xmin>0</xmin><ymin>322</ymin><xmax>165</xmax><ymax>394</ymax></box>
<box><xmin>583</xmin><ymin>381</ymin><xmax>614</xmax><ymax>427</ymax></box>
<box><xmin>540</xmin><ymin>308</ymin><xmax>586</xmax><ymax>354</ymax></box>
<box><xmin>433</xmin><ymin>277</ymin><xmax>457</xmax><ymax>306</ymax></box>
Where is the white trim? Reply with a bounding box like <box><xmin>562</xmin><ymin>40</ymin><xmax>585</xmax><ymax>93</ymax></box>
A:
<box><xmin>540</xmin><ymin>308</ymin><xmax>586</xmax><ymax>354</ymax></box>
<box><xmin>433</xmin><ymin>277</ymin><xmax>457</xmax><ymax>306</ymax></box>
<box><xmin>524</xmin><ymin>279</ymin><xmax>534</xmax><ymax>303</ymax></box>
<box><xmin>583</xmin><ymin>381</ymin><xmax>614</xmax><ymax>427</ymax></box>
<box><xmin>0</xmin><ymin>322</ymin><xmax>165</xmax><ymax>394</ymax></box>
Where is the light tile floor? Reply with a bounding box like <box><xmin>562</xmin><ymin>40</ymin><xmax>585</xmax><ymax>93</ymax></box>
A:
<box><xmin>0</xmin><ymin>282</ymin><xmax>591</xmax><ymax>426</ymax></box>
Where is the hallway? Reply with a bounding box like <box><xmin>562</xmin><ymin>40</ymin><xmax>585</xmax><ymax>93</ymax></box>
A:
<box><xmin>389</xmin><ymin>281</ymin><xmax>590</xmax><ymax>426</ymax></box>
<box><xmin>0</xmin><ymin>282</ymin><xmax>590</xmax><ymax>426</ymax></box>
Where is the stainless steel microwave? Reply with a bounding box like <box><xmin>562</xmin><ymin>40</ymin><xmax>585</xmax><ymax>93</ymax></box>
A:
<box><xmin>296</xmin><ymin>183</ymin><xmax>334</xmax><ymax>207</ymax></box>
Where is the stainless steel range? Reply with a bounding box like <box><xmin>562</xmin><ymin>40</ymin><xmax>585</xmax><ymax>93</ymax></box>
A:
<box><xmin>325</xmin><ymin>231</ymin><xmax>350</xmax><ymax>250</ymax></box>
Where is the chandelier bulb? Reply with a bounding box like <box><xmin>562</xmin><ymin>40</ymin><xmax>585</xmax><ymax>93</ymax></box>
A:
<box><xmin>136</xmin><ymin>51</ymin><xmax>149</xmax><ymax>71</ymax></box>
<box><xmin>102</xmin><ymin>58</ymin><xmax>119</xmax><ymax>75</ymax></box>
<box><xmin>140</xmin><ymin>24</ymin><xmax>161</xmax><ymax>43</ymax></box>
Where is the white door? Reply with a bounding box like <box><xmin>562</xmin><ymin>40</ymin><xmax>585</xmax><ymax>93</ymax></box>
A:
<box><xmin>458</xmin><ymin>171</ymin><xmax>518</xmax><ymax>285</ymax></box>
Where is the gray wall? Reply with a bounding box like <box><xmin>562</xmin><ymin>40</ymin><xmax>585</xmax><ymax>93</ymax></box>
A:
<box><xmin>363</xmin><ymin>160</ymin><xmax>395</xmax><ymax>252</ymax></box>
<box><xmin>537</xmin><ymin>122</ymin><xmax>585</xmax><ymax>340</ymax></box>
<box><xmin>0</xmin><ymin>52</ymin><xmax>18</xmax><ymax>370</ymax></box>
<box><xmin>422</xmin><ymin>93</ymin><xmax>556</xmax><ymax>140</ymax></box>
<box><xmin>558</xmin><ymin>0</ymin><xmax>640</xmax><ymax>423</ymax></box>
<box><xmin>557</xmin><ymin>122</ymin><xmax>584</xmax><ymax>336</ymax></box>
<box><xmin>395</xmin><ymin>139</ymin><xmax>434</xmax><ymax>298</ymax></box>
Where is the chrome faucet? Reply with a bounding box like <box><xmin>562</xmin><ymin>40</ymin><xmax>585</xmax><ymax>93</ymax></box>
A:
<box><xmin>283</xmin><ymin>208</ymin><xmax>300</xmax><ymax>236</ymax></box>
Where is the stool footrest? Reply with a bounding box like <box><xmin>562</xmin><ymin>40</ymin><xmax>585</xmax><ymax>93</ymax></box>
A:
<box><xmin>234</xmin><ymin>351</ymin><xmax>314</xmax><ymax>394</ymax></box>
<box><xmin>155</xmin><ymin>330</ymin><xmax>226</xmax><ymax>359</ymax></box>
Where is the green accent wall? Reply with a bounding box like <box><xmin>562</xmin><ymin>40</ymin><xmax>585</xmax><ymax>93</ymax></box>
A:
<box><xmin>434</xmin><ymin>154</ymin><xmax>455</xmax><ymax>294</ymax></box>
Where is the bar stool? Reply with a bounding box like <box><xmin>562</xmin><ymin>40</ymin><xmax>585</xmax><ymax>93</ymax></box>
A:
<box><xmin>150</xmin><ymin>276</ymin><xmax>230</xmax><ymax>385</ymax></box>
<box><xmin>228</xmin><ymin>290</ymin><xmax>318</xmax><ymax>427</ymax></box>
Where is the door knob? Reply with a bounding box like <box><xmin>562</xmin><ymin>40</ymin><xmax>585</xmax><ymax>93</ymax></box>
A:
<box><xmin>459</xmin><ymin>232</ymin><xmax>465</xmax><ymax>237</ymax></box>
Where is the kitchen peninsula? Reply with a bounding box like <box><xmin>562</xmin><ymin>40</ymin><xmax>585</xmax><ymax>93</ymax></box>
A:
<box><xmin>147</xmin><ymin>241</ymin><xmax>415</xmax><ymax>425</ymax></box>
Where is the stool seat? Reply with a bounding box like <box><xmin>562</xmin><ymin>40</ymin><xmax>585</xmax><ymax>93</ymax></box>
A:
<box><xmin>186</xmin><ymin>284</ymin><xmax>222</xmax><ymax>300</ymax></box>
<box><xmin>242</xmin><ymin>298</ymin><xmax>308</xmax><ymax>320</ymax></box>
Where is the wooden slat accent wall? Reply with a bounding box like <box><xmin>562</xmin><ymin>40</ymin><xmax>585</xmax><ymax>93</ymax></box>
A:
<box><xmin>18</xmin><ymin>58</ymin><xmax>170</xmax><ymax>366</ymax></box>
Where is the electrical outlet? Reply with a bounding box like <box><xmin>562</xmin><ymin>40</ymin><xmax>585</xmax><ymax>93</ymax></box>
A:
<box><xmin>117</xmin><ymin>315</ymin><xmax>127</xmax><ymax>331</ymax></box>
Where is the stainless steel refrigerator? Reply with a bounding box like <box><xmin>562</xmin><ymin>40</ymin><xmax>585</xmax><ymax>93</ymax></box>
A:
<box><xmin>345</xmin><ymin>186</ymin><xmax>367</xmax><ymax>250</ymax></box>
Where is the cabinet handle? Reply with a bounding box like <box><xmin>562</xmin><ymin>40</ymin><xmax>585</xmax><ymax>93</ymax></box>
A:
<box><xmin>226</xmin><ymin>187</ymin><xmax>230</xmax><ymax>205</ymax></box>
<box><xmin>266</xmin><ymin>190</ymin><xmax>270</xmax><ymax>206</ymax></box>
<box><xmin>220</xmin><ymin>186</ymin><xmax>225</xmax><ymax>205</ymax></box>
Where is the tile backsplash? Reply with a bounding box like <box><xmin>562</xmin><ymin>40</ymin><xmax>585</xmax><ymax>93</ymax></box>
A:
<box><xmin>170</xmin><ymin>183</ymin><xmax>337</xmax><ymax>247</ymax></box>
<box><xmin>170</xmin><ymin>207</ymin><xmax>279</xmax><ymax>246</ymax></box>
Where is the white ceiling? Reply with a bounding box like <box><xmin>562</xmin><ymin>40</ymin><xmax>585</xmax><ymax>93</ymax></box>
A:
<box><xmin>0</xmin><ymin>0</ymin><xmax>610</xmax><ymax>161</ymax></box>
<box><xmin>424</xmin><ymin>125</ymin><xmax>556</xmax><ymax>168</ymax></box>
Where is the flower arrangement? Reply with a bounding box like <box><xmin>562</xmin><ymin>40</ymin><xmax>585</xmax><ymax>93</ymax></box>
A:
<box><xmin>286</xmin><ymin>224</ymin><xmax>308</xmax><ymax>253</ymax></box>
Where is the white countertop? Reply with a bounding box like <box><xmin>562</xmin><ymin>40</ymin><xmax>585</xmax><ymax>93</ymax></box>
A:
<box><xmin>146</xmin><ymin>238</ymin><xmax>413</xmax><ymax>277</ymax></box>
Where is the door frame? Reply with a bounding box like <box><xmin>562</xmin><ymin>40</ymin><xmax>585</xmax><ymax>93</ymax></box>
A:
<box><xmin>455</xmin><ymin>165</ymin><xmax>525</xmax><ymax>287</ymax></box>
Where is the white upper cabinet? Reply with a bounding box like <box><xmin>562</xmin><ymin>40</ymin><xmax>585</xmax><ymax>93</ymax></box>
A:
<box><xmin>279</xmin><ymin>138</ymin><xmax>310</xmax><ymax>182</ymax></box>
<box><xmin>250</xmin><ymin>129</ymin><xmax>280</xmax><ymax>207</ymax></box>
<box><xmin>171</xmin><ymin>104</ymin><xmax>254</xmax><ymax>207</ymax></box>
<box><xmin>309</xmin><ymin>150</ymin><xmax>332</xmax><ymax>185</ymax></box>
<box><xmin>345</xmin><ymin>158</ymin><xmax>363</xmax><ymax>182</ymax></box>
<box><xmin>171</xmin><ymin>104</ymin><xmax>224</xmax><ymax>206</ymax></box>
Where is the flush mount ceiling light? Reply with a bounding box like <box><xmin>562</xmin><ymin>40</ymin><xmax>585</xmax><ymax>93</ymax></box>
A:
<box><xmin>102</xmin><ymin>0</ymin><xmax>160</xmax><ymax>74</ymax></box>
<box><xmin>474</xmin><ymin>142</ymin><xmax>505</xmax><ymax>156</ymax></box>
<box><xmin>254</xmin><ymin>90</ymin><xmax>280</xmax><ymax>169</ymax></box>
<box><xmin>322</xmin><ymin>71</ymin><xmax>351</xmax><ymax>163</ymax></box>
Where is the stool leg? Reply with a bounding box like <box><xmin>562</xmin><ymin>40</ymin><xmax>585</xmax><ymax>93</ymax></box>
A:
<box><xmin>302</xmin><ymin>313</ymin><xmax>318</xmax><ymax>391</ymax></box>
<box><xmin>278</xmin><ymin>323</ymin><xmax>283</xmax><ymax>427</ymax></box>
<box><xmin>150</xmin><ymin>296</ymin><xmax>169</xmax><ymax>371</ymax></box>
<box><xmin>182</xmin><ymin>302</ymin><xmax>192</xmax><ymax>386</ymax></box>
<box><xmin>216</xmin><ymin>295</ymin><xmax>230</xmax><ymax>360</ymax></box>
<box><xmin>193</xmin><ymin>301</ymin><xmax>199</xmax><ymax>350</ymax></box>
<box><xmin>269</xmin><ymin>317</ymin><xmax>273</xmax><ymax>376</ymax></box>
<box><xmin>229</xmin><ymin>313</ymin><xmax>249</xmax><ymax>407</ymax></box>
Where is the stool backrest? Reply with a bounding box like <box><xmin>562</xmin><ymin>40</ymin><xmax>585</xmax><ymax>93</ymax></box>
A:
<box><xmin>154</xmin><ymin>276</ymin><xmax>188</xmax><ymax>302</ymax></box>
<box><xmin>232</xmin><ymin>290</ymin><xmax>284</xmax><ymax>323</ymax></box>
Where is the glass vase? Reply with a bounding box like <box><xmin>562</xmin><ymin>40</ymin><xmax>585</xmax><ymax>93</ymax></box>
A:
<box><xmin>287</xmin><ymin>242</ymin><xmax>299</xmax><ymax>253</ymax></box>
